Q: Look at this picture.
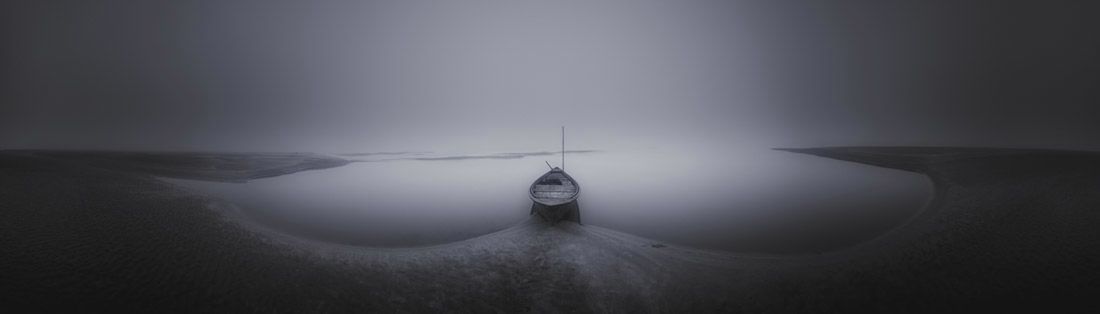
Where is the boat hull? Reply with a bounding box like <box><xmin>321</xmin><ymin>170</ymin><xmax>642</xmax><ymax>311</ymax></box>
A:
<box><xmin>529</xmin><ymin>168</ymin><xmax>581</xmax><ymax>223</ymax></box>
<box><xmin>530</xmin><ymin>200</ymin><xmax>581</xmax><ymax>224</ymax></box>
<box><xmin>528</xmin><ymin>168</ymin><xmax>580</xmax><ymax>206</ymax></box>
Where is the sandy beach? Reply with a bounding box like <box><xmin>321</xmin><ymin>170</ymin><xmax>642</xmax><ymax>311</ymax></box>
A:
<box><xmin>2</xmin><ymin>147</ymin><xmax>1098</xmax><ymax>312</ymax></box>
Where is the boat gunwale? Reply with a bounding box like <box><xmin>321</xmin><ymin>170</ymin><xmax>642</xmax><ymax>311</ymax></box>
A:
<box><xmin>528</xmin><ymin>169</ymin><xmax>580</xmax><ymax>206</ymax></box>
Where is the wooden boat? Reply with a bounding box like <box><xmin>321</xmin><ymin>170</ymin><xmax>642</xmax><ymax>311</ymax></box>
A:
<box><xmin>529</xmin><ymin>167</ymin><xmax>580</xmax><ymax>206</ymax></box>
<box><xmin>529</xmin><ymin>127</ymin><xmax>581</xmax><ymax>223</ymax></box>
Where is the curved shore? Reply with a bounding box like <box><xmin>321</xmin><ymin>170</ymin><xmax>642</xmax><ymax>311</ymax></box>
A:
<box><xmin>2</xmin><ymin>147</ymin><xmax>1098</xmax><ymax>312</ymax></box>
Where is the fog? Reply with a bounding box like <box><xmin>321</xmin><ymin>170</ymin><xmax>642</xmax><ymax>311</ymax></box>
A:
<box><xmin>5</xmin><ymin>2</ymin><xmax>1100</xmax><ymax>312</ymax></box>
<box><xmin>1</xmin><ymin>0</ymin><xmax>1097</xmax><ymax>248</ymax></box>
<box><xmin>169</xmin><ymin>148</ymin><xmax>929</xmax><ymax>250</ymax></box>
<box><xmin>3</xmin><ymin>0</ymin><xmax>1099</xmax><ymax>153</ymax></box>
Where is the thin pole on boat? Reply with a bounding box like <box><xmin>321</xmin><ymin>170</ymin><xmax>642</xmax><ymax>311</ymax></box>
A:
<box><xmin>545</xmin><ymin>161</ymin><xmax>553</xmax><ymax>170</ymax></box>
<box><xmin>561</xmin><ymin>126</ymin><xmax>565</xmax><ymax>170</ymax></box>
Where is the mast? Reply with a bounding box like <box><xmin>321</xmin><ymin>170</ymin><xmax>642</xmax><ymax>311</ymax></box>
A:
<box><xmin>561</xmin><ymin>126</ymin><xmax>565</xmax><ymax>170</ymax></box>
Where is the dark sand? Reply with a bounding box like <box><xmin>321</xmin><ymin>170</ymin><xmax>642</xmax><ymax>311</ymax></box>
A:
<box><xmin>1</xmin><ymin>147</ymin><xmax>1098</xmax><ymax>312</ymax></box>
<box><xmin>11</xmin><ymin>150</ymin><xmax>350</xmax><ymax>182</ymax></box>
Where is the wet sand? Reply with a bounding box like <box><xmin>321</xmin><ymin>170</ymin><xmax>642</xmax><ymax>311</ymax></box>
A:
<box><xmin>1</xmin><ymin>147</ymin><xmax>1098</xmax><ymax>312</ymax></box>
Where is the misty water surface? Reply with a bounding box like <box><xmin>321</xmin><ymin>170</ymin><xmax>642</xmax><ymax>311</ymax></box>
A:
<box><xmin>170</xmin><ymin>148</ymin><xmax>930</xmax><ymax>251</ymax></box>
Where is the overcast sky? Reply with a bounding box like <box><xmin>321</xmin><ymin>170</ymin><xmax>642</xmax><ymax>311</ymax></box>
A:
<box><xmin>2</xmin><ymin>0</ymin><xmax>1098</xmax><ymax>152</ymax></box>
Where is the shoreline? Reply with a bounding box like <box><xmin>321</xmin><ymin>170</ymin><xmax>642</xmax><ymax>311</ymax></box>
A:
<box><xmin>2</xmin><ymin>147</ymin><xmax>1099</xmax><ymax>311</ymax></box>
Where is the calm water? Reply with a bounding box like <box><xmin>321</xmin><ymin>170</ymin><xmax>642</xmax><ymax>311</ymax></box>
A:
<box><xmin>170</xmin><ymin>148</ymin><xmax>931</xmax><ymax>251</ymax></box>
